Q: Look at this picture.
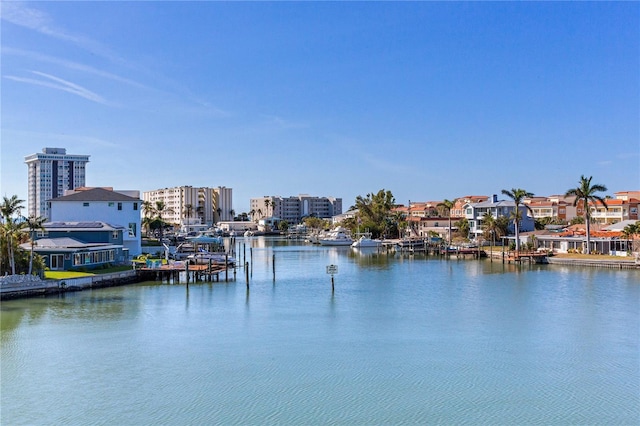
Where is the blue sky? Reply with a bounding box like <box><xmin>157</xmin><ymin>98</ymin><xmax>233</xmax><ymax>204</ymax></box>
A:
<box><xmin>2</xmin><ymin>1</ymin><xmax>638</xmax><ymax>213</ymax></box>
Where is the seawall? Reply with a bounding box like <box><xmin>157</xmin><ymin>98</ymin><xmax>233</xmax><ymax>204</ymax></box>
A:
<box><xmin>0</xmin><ymin>270</ymin><xmax>139</xmax><ymax>300</ymax></box>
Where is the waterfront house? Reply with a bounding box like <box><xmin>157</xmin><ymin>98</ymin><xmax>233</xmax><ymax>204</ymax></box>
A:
<box><xmin>412</xmin><ymin>216</ymin><xmax>457</xmax><ymax>241</ymax></box>
<box><xmin>588</xmin><ymin>198</ymin><xmax>639</xmax><ymax>224</ymax></box>
<box><xmin>525</xmin><ymin>195</ymin><xmax>576</xmax><ymax>223</ymax></box>
<box><xmin>463</xmin><ymin>194</ymin><xmax>535</xmax><ymax>240</ymax></box>
<box><xmin>522</xmin><ymin>222</ymin><xmax>633</xmax><ymax>256</ymax></box>
<box><xmin>49</xmin><ymin>187</ymin><xmax>142</xmax><ymax>256</ymax></box>
<box><xmin>452</xmin><ymin>196</ymin><xmax>489</xmax><ymax>218</ymax></box>
<box><xmin>20</xmin><ymin>221</ymin><xmax>126</xmax><ymax>270</ymax></box>
<box><xmin>331</xmin><ymin>209</ymin><xmax>358</xmax><ymax>225</ymax></box>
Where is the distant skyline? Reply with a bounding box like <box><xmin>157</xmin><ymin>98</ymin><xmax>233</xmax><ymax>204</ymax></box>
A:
<box><xmin>2</xmin><ymin>2</ymin><xmax>638</xmax><ymax>214</ymax></box>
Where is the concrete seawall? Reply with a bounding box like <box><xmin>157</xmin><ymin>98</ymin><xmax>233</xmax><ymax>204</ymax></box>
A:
<box><xmin>547</xmin><ymin>257</ymin><xmax>639</xmax><ymax>270</ymax></box>
<box><xmin>0</xmin><ymin>270</ymin><xmax>139</xmax><ymax>300</ymax></box>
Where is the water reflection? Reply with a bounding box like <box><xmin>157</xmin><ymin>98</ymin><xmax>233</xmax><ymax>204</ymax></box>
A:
<box><xmin>1</xmin><ymin>237</ymin><xmax>638</xmax><ymax>425</ymax></box>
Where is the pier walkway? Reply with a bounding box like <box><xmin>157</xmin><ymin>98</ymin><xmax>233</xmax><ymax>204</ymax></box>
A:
<box><xmin>136</xmin><ymin>263</ymin><xmax>236</xmax><ymax>283</ymax></box>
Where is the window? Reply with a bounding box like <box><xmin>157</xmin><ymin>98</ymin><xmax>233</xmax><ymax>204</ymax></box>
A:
<box><xmin>128</xmin><ymin>223</ymin><xmax>137</xmax><ymax>237</ymax></box>
<box><xmin>50</xmin><ymin>254</ymin><xmax>64</xmax><ymax>270</ymax></box>
<box><xmin>118</xmin><ymin>202</ymin><xmax>122</xmax><ymax>210</ymax></box>
<box><xmin>133</xmin><ymin>202</ymin><xmax>138</xmax><ymax>211</ymax></box>
<box><xmin>112</xmin><ymin>231</ymin><xmax>119</xmax><ymax>239</ymax></box>
<box><xmin>83</xmin><ymin>202</ymin><xmax>89</xmax><ymax>207</ymax></box>
<box><xmin>108</xmin><ymin>202</ymin><xmax>114</xmax><ymax>207</ymax></box>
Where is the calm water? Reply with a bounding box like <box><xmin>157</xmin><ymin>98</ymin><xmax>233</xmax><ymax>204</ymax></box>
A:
<box><xmin>2</xmin><ymin>238</ymin><xmax>639</xmax><ymax>425</ymax></box>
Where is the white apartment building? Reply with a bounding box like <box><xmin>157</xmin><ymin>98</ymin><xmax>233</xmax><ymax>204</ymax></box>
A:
<box><xmin>49</xmin><ymin>187</ymin><xmax>142</xmax><ymax>256</ymax></box>
<box><xmin>25</xmin><ymin>147</ymin><xmax>90</xmax><ymax>219</ymax></box>
<box><xmin>143</xmin><ymin>186</ymin><xmax>233</xmax><ymax>227</ymax></box>
<box><xmin>250</xmin><ymin>194</ymin><xmax>342</xmax><ymax>223</ymax></box>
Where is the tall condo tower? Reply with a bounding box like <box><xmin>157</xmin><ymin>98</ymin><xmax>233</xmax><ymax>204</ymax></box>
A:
<box><xmin>25</xmin><ymin>147</ymin><xmax>90</xmax><ymax>219</ymax></box>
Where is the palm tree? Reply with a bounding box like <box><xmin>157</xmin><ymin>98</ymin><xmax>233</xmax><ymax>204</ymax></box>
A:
<box><xmin>437</xmin><ymin>199</ymin><xmax>456</xmax><ymax>246</ymax></box>
<box><xmin>141</xmin><ymin>201</ymin><xmax>154</xmax><ymax>236</ymax></box>
<box><xmin>1</xmin><ymin>220</ymin><xmax>25</xmax><ymax>275</ymax></box>
<box><xmin>1</xmin><ymin>195</ymin><xmax>25</xmax><ymax>275</ymax></box>
<box><xmin>264</xmin><ymin>199</ymin><xmax>271</xmax><ymax>218</ymax></box>
<box><xmin>183</xmin><ymin>204</ymin><xmax>193</xmax><ymax>224</ymax></box>
<box><xmin>151</xmin><ymin>201</ymin><xmax>174</xmax><ymax>245</ymax></box>
<box><xmin>25</xmin><ymin>215</ymin><xmax>46</xmax><ymax>275</ymax></box>
<box><xmin>565</xmin><ymin>176</ymin><xmax>608</xmax><ymax>254</ymax></box>
<box><xmin>481</xmin><ymin>212</ymin><xmax>503</xmax><ymax>245</ymax></box>
<box><xmin>621</xmin><ymin>221</ymin><xmax>640</xmax><ymax>254</ymax></box>
<box><xmin>501</xmin><ymin>188</ymin><xmax>534</xmax><ymax>252</ymax></box>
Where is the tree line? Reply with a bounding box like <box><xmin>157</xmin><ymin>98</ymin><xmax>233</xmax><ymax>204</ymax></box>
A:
<box><xmin>325</xmin><ymin>175</ymin><xmax>639</xmax><ymax>254</ymax></box>
<box><xmin>2</xmin><ymin>175</ymin><xmax>638</xmax><ymax>276</ymax></box>
<box><xmin>0</xmin><ymin>196</ymin><xmax>46</xmax><ymax>276</ymax></box>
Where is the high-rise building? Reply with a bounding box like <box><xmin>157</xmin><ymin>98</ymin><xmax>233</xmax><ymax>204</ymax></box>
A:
<box><xmin>250</xmin><ymin>194</ymin><xmax>342</xmax><ymax>223</ymax></box>
<box><xmin>142</xmin><ymin>185</ymin><xmax>233</xmax><ymax>227</ymax></box>
<box><xmin>25</xmin><ymin>147</ymin><xmax>90</xmax><ymax>219</ymax></box>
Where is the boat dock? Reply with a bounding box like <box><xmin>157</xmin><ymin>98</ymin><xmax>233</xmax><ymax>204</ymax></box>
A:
<box><xmin>502</xmin><ymin>250</ymin><xmax>550</xmax><ymax>264</ymax></box>
<box><xmin>135</xmin><ymin>262</ymin><xmax>236</xmax><ymax>284</ymax></box>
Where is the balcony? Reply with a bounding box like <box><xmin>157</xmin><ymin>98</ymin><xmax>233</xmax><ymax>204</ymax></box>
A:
<box><xmin>591</xmin><ymin>211</ymin><xmax>623</xmax><ymax>218</ymax></box>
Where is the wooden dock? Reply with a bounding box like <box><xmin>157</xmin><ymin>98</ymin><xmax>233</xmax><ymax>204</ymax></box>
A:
<box><xmin>136</xmin><ymin>262</ymin><xmax>236</xmax><ymax>284</ymax></box>
<box><xmin>504</xmin><ymin>251</ymin><xmax>549</xmax><ymax>264</ymax></box>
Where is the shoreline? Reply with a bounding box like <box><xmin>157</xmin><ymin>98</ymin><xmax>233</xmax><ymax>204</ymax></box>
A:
<box><xmin>2</xmin><ymin>251</ymin><xmax>638</xmax><ymax>300</ymax></box>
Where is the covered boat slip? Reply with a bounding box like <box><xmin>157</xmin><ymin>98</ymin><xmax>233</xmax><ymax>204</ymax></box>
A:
<box><xmin>169</xmin><ymin>234</ymin><xmax>227</xmax><ymax>261</ymax></box>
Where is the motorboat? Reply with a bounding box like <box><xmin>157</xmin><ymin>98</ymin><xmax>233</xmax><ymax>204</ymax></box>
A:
<box><xmin>397</xmin><ymin>238</ymin><xmax>425</xmax><ymax>249</ymax></box>
<box><xmin>186</xmin><ymin>251</ymin><xmax>236</xmax><ymax>266</ymax></box>
<box><xmin>351</xmin><ymin>235</ymin><xmax>382</xmax><ymax>248</ymax></box>
<box><xmin>186</xmin><ymin>233</ymin><xmax>224</xmax><ymax>245</ymax></box>
<box><xmin>318</xmin><ymin>227</ymin><xmax>353</xmax><ymax>246</ymax></box>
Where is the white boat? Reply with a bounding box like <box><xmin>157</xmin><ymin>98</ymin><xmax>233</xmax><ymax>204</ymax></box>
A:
<box><xmin>318</xmin><ymin>227</ymin><xmax>353</xmax><ymax>246</ymax></box>
<box><xmin>397</xmin><ymin>238</ymin><xmax>424</xmax><ymax>249</ymax></box>
<box><xmin>351</xmin><ymin>235</ymin><xmax>382</xmax><ymax>248</ymax></box>
<box><xmin>187</xmin><ymin>251</ymin><xmax>236</xmax><ymax>265</ymax></box>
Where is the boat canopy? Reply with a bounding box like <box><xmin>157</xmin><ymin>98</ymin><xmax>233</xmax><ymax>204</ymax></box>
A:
<box><xmin>186</xmin><ymin>235</ymin><xmax>223</xmax><ymax>244</ymax></box>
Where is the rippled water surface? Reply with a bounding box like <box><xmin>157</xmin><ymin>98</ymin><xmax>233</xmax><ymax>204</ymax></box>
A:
<box><xmin>2</xmin><ymin>239</ymin><xmax>639</xmax><ymax>425</ymax></box>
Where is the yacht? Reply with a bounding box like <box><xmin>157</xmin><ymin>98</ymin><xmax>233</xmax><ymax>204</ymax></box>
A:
<box><xmin>318</xmin><ymin>227</ymin><xmax>354</xmax><ymax>246</ymax></box>
<box><xmin>351</xmin><ymin>235</ymin><xmax>382</xmax><ymax>248</ymax></box>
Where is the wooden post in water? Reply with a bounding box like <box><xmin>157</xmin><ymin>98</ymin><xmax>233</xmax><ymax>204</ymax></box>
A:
<box><xmin>208</xmin><ymin>259</ymin><xmax>212</xmax><ymax>282</ymax></box>
<box><xmin>225</xmin><ymin>254</ymin><xmax>229</xmax><ymax>282</ymax></box>
<box><xmin>245</xmin><ymin>261</ymin><xmax>249</xmax><ymax>289</ymax></box>
<box><xmin>272</xmin><ymin>254</ymin><xmax>276</xmax><ymax>282</ymax></box>
<box><xmin>185</xmin><ymin>262</ymin><xmax>190</xmax><ymax>285</ymax></box>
